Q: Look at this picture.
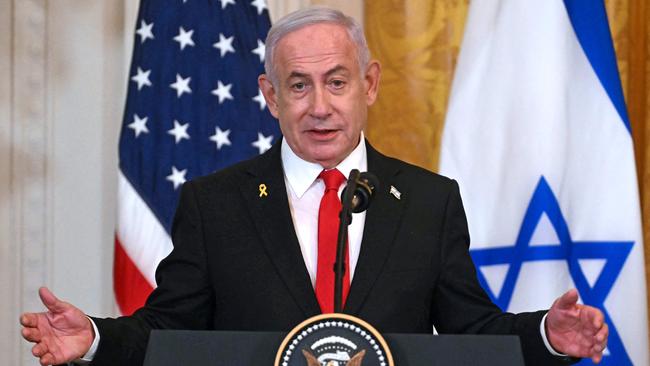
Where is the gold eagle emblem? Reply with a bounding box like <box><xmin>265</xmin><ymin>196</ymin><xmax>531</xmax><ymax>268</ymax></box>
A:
<box><xmin>302</xmin><ymin>349</ymin><xmax>366</xmax><ymax>366</ymax></box>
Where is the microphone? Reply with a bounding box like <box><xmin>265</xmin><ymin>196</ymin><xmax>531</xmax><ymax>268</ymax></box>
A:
<box><xmin>334</xmin><ymin>170</ymin><xmax>380</xmax><ymax>313</ymax></box>
<box><xmin>342</xmin><ymin>171</ymin><xmax>379</xmax><ymax>213</ymax></box>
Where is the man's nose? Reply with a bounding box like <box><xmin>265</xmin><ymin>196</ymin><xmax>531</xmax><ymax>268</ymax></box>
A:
<box><xmin>309</xmin><ymin>85</ymin><xmax>332</xmax><ymax>119</ymax></box>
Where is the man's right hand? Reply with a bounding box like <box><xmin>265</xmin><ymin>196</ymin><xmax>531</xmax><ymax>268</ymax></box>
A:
<box><xmin>20</xmin><ymin>287</ymin><xmax>95</xmax><ymax>366</ymax></box>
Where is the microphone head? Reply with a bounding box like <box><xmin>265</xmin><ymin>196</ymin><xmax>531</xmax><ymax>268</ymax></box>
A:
<box><xmin>350</xmin><ymin>172</ymin><xmax>379</xmax><ymax>213</ymax></box>
<box><xmin>358</xmin><ymin>172</ymin><xmax>379</xmax><ymax>192</ymax></box>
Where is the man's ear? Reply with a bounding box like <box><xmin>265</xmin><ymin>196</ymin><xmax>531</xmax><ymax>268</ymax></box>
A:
<box><xmin>258</xmin><ymin>74</ymin><xmax>279</xmax><ymax>118</ymax></box>
<box><xmin>364</xmin><ymin>60</ymin><xmax>381</xmax><ymax>106</ymax></box>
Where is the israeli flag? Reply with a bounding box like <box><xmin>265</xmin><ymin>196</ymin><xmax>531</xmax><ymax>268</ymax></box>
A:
<box><xmin>439</xmin><ymin>1</ymin><xmax>649</xmax><ymax>365</ymax></box>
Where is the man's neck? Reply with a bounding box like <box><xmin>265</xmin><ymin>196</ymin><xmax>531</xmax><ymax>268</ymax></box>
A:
<box><xmin>281</xmin><ymin>133</ymin><xmax>368</xmax><ymax>199</ymax></box>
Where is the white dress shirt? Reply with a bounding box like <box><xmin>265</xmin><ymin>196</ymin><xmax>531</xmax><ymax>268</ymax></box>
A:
<box><xmin>281</xmin><ymin>134</ymin><xmax>367</xmax><ymax>287</ymax></box>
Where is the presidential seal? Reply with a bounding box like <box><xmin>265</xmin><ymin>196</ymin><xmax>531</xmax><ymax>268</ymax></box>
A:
<box><xmin>275</xmin><ymin>313</ymin><xmax>394</xmax><ymax>366</ymax></box>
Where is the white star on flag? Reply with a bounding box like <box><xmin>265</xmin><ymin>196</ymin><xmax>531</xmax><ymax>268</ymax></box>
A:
<box><xmin>251</xmin><ymin>39</ymin><xmax>265</xmax><ymax>62</ymax></box>
<box><xmin>252</xmin><ymin>132</ymin><xmax>273</xmax><ymax>154</ymax></box>
<box><xmin>209</xmin><ymin>126</ymin><xmax>232</xmax><ymax>150</ymax></box>
<box><xmin>136</xmin><ymin>20</ymin><xmax>154</xmax><ymax>44</ymax></box>
<box><xmin>173</xmin><ymin>26</ymin><xmax>195</xmax><ymax>50</ymax></box>
<box><xmin>131</xmin><ymin>67</ymin><xmax>152</xmax><ymax>90</ymax></box>
<box><xmin>170</xmin><ymin>73</ymin><xmax>192</xmax><ymax>98</ymax></box>
<box><xmin>166</xmin><ymin>166</ymin><xmax>187</xmax><ymax>190</ymax></box>
<box><xmin>252</xmin><ymin>89</ymin><xmax>266</xmax><ymax>110</ymax></box>
<box><xmin>213</xmin><ymin>33</ymin><xmax>236</xmax><ymax>57</ymax></box>
<box><xmin>168</xmin><ymin>120</ymin><xmax>190</xmax><ymax>143</ymax></box>
<box><xmin>128</xmin><ymin>114</ymin><xmax>149</xmax><ymax>137</ymax></box>
<box><xmin>219</xmin><ymin>0</ymin><xmax>236</xmax><ymax>9</ymax></box>
<box><xmin>211</xmin><ymin>81</ymin><xmax>233</xmax><ymax>103</ymax></box>
<box><xmin>250</xmin><ymin>0</ymin><xmax>267</xmax><ymax>15</ymax></box>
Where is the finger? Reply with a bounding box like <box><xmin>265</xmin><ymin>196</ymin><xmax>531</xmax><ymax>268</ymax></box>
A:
<box><xmin>554</xmin><ymin>288</ymin><xmax>579</xmax><ymax>310</ymax></box>
<box><xmin>579</xmin><ymin>323</ymin><xmax>607</xmax><ymax>350</ymax></box>
<box><xmin>590</xmin><ymin>337</ymin><xmax>605</xmax><ymax>353</ymax></box>
<box><xmin>594</xmin><ymin>323</ymin><xmax>608</xmax><ymax>345</ymax></box>
<box><xmin>32</xmin><ymin>343</ymin><xmax>48</xmax><ymax>357</ymax></box>
<box><xmin>40</xmin><ymin>353</ymin><xmax>55</xmax><ymax>366</ymax></box>
<box><xmin>38</xmin><ymin>287</ymin><xmax>67</xmax><ymax>313</ymax></box>
<box><xmin>21</xmin><ymin>327</ymin><xmax>41</xmax><ymax>342</ymax></box>
<box><xmin>580</xmin><ymin>305</ymin><xmax>604</xmax><ymax>328</ymax></box>
<box><xmin>589</xmin><ymin>308</ymin><xmax>605</xmax><ymax>329</ymax></box>
<box><xmin>582</xmin><ymin>315</ymin><xmax>607</xmax><ymax>340</ymax></box>
<box><xmin>591</xmin><ymin>342</ymin><xmax>604</xmax><ymax>354</ymax></box>
<box><xmin>20</xmin><ymin>313</ymin><xmax>39</xmax><ymax>327</ymax></box>
<box><xmin>590</xmin><ymin>335</ymin><xmax>608</xmax><ymax>363</ymax></box>
<box><xmin>591</xmin><ymin>353</ymin><xmax>603</xmax><ymax>364</ymax></box>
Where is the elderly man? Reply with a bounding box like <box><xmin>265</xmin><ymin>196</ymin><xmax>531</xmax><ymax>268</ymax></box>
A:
<box><xmin>20</xmin><ymin>7</ymin><xmax>607</xmax><ymax>366</ymax></box>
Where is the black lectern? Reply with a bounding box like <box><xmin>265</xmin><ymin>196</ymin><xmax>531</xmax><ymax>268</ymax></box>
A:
<box><xmin>143</xmin><ymin>330</ymin><xmax>525</xmax><ymax>365</ymax></box>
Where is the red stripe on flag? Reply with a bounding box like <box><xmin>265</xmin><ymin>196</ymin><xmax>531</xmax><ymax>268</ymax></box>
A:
<box><xmin>114</xmin><ymin>236</ymin><xmax>153</xmax><ymax>315</ymax></box>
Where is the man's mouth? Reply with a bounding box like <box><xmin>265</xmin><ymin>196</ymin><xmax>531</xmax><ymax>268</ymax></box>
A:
<box><xmin>306</xmin><ymin>129</ymin><xmax>339</xmax><ymax>140</ymax></box>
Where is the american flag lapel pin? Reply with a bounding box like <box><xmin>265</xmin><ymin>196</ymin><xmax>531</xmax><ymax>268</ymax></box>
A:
<box><xmin>390</xmin><ymin>185</ymin><xmax>401</xmax><ymax>200</ymax></box>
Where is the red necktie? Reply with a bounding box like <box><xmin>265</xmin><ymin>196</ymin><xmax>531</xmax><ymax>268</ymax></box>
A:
<box><xmin>315</xmin><ymin>169</ymin><xmax>350</xmax><ymax>313</ymax></box>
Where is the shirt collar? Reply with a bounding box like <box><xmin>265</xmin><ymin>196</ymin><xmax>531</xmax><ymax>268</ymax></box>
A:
<box><xmin>281</xmin><ymin>132</ymin><xmax>368</xmax><ymax>198</ymax></box>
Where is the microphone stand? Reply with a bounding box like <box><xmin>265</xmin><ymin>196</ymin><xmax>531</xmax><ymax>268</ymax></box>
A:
<box><xmin>334</xmin><ymin>169</ymin><xmax>360</xmax><ymax>313</ymax></box>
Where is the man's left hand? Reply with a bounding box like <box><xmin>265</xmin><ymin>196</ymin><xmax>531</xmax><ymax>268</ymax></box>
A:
<box><xmin>546</xmin><ymin>289</ymin><xmax>608</xmax><ymax>363</ymax></box>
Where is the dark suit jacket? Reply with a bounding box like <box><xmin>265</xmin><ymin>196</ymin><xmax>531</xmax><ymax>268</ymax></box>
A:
<box><xmin>92</xmin><ymin>141</ymin><xmax>572</xmax><ymax>366</ymax></box>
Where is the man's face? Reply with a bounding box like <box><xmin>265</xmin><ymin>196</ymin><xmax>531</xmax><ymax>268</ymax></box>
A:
<box><xmin>259</xmin><ymin>23</ymin><xmax>380</xmax><ymax>168</ymax></box>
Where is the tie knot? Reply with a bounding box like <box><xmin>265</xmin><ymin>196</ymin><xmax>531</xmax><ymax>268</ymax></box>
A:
<box><xmin>319</xmin><ymin>169</ymin><xmax>346</xmax><ymax>191</ymax></box>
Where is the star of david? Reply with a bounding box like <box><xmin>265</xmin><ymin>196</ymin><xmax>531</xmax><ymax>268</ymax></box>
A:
<box><xmin>470</xmin><ymin>176</ymin><xmax>633</xmax><ymax>365</ymax></box>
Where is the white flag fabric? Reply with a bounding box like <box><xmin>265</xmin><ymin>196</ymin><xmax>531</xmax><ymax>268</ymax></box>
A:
<box><xmin>439</xmin><ymin>1</ymin><xmax>648</xmax><ymax>365</ymax></box>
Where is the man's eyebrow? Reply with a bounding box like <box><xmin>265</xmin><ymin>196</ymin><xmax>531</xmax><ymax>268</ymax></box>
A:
<box><xmin>286</xmin><ymin>65</ymin><xmax>350</xmax><ymax>80</ymax></box>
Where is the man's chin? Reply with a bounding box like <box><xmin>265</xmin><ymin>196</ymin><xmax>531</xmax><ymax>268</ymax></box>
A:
<box><xmin>310</xmin><ymin>151</ymin><xmax>347</xmax><ymax>169</ymax></box>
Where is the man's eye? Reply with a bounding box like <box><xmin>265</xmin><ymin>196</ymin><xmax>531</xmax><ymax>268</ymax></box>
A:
<box><xmin>291</xmin><ymin>82</ymin><xmax>306</xmax><ymax>91</ymax></box>
<box><xmin>330</xmin><ymin>79</ymin><xmax>346</xmax><ymax>89</ymax></box>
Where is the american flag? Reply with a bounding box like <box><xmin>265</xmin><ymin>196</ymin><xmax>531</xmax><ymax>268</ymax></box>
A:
<box><xmin>114</xmin><ymin>0</ymin><xmax>279</xmax><ymax>315</ymax></box>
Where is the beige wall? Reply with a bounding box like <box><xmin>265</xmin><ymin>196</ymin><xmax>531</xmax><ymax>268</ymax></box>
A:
<box><xmin>0</xmin><ymin>1</ymin><xmax>363</xmax><ymax>364</ymax></box>
<box><xmin>2</xmin><ymin>1</ymin><xmax>127</xmax><ymax>364</ymax></box>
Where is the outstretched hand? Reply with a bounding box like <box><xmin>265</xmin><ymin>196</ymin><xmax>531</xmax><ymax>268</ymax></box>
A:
<box><xmin>20</xmin><ymin>287</ymin><xmax>95</xmax><ymax>366</ymax></box>
<box><xmin>546</xmin><ymin>289</ymin><xmax>608</xmax><ymax>364</ymax></box>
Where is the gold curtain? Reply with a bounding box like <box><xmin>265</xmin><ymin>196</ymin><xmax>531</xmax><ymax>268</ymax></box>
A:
<box><xmin>365</xmin><ymin>0</ymin><xmax>650</xmax><ymax>343</ymax></box>
<box><xmin>364</xmin><ymin>0</ymin><xmax>468</xmax><ymax>171</ymax></box>
<box><xmin>611</xmin><ymin>0</ymin><xmax>650</xmax><ymax>345</ymax></box>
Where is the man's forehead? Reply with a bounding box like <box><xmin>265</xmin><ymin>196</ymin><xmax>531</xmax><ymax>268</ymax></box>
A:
<box><xmin>274</xmin><ymin>23</ymin><xmax>357</xmax><ymax>75</ymax></box>
<box><xmin>276</xmin><ymin>24</ymin><xmax>354</xmax><ymax>58</ymax></box>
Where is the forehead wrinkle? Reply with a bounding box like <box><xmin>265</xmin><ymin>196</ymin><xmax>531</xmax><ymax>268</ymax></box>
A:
<box><xmin>324</xmin><ymin>65</ymin><xmax>349</xmax><ymax>76</ymax></box>
<box><xmin>284</xmin><ymin>49</ymin><xmax>347</xmax><ymax>64</ymax></box>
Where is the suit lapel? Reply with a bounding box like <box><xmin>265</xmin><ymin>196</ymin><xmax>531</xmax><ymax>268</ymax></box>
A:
<box><xmin>239</xmin><ymin>142</ymin><xmax>321</xmax><ymax>318</ymax></box>
<box><xmin>344</xmin><ymin>143</ymin><xmax>406</xmax><ymax>314</ymax></box>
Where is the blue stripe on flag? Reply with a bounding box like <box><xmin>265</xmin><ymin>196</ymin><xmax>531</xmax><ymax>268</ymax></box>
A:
<box><xmin>563</xmin><ymin>0</ymin><xmax>630</xmax><ymax>134</ymax></box>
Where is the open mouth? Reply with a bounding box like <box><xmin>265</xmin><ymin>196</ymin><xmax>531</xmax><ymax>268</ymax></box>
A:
<box><xmin>307</xmin><ymin>129</ymin><xmax>339</xmax><ymax>140</ymax></box>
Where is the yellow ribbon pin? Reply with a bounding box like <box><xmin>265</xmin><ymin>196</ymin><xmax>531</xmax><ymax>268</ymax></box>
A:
<box><xmin>259</xmin><ymin>183</ymin><xmax>268</xmax><ymax>197</ymax></box>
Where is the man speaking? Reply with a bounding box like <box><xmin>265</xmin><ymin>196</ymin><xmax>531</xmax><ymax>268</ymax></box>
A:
<box><xmin>20</xmin><ymin>7</ymin><xmax>607</xmax><ymax>366</ymax></box>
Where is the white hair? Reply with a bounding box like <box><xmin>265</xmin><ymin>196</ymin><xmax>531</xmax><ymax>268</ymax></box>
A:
<box><xmin>264</xmin><ymin>6</ymin><xmax>370</xmax><ymax>85</ymax></box>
